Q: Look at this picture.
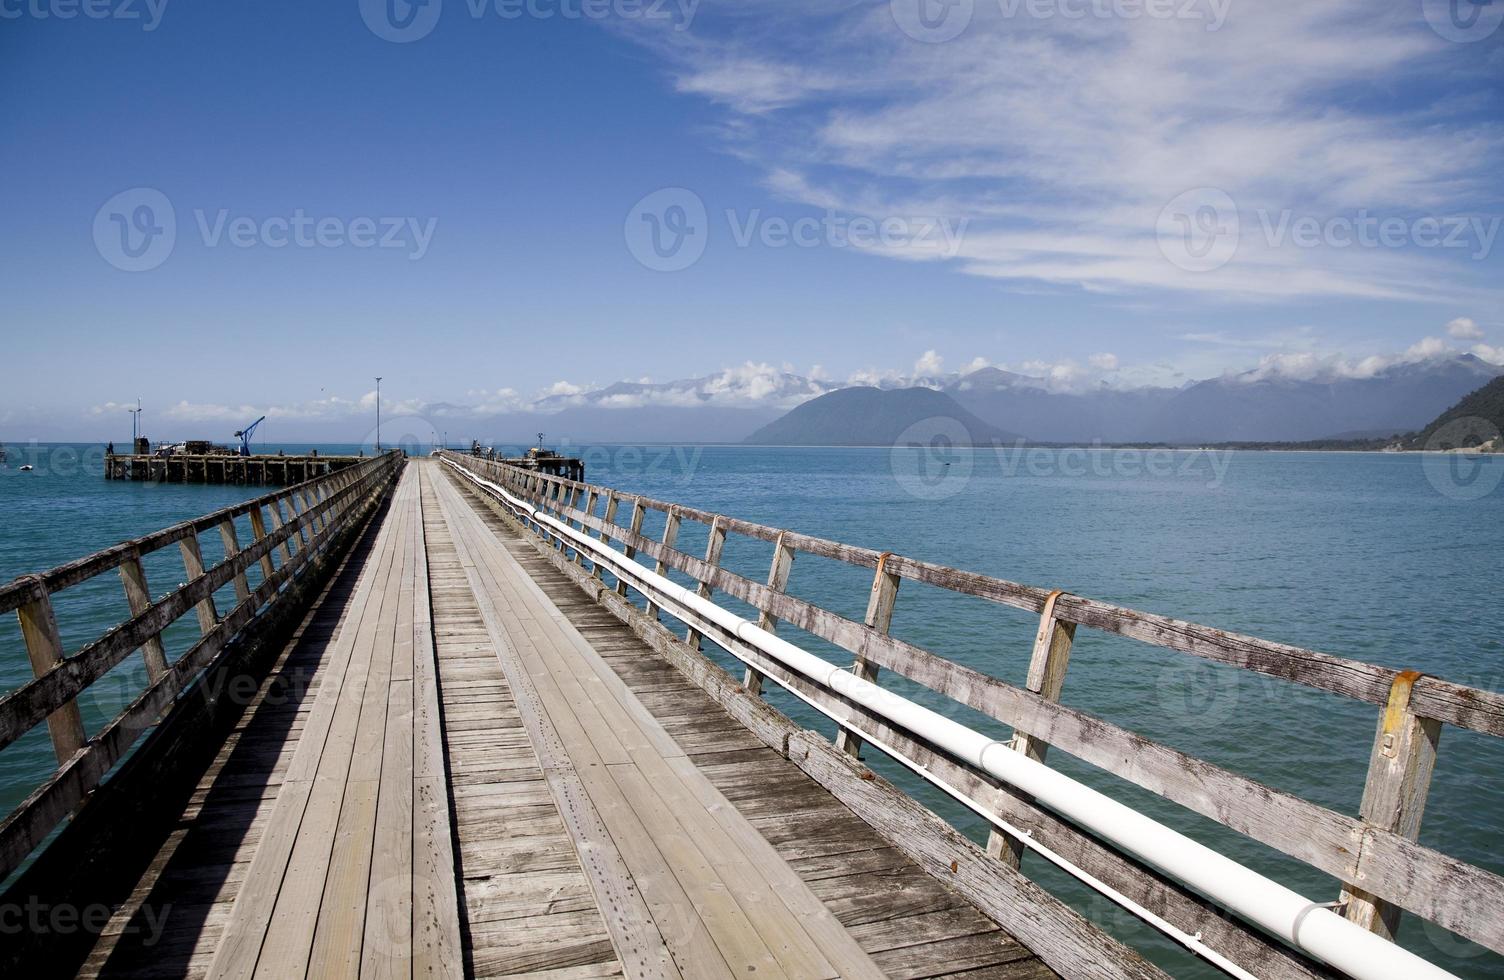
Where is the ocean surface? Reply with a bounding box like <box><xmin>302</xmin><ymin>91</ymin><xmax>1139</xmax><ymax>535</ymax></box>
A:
<box><xmin>2</xmin><ymin>441</ymin><xmax>1501</xmax><ymax>977</ymax></box>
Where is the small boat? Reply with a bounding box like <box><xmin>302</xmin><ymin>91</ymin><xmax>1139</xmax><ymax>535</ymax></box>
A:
<box><xmin>19</xmin><ymin>464</ymin><xmax>34</xmax><ymax>472</ymax></box>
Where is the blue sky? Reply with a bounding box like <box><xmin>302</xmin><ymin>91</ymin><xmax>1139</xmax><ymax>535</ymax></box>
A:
<box><xmin>2</xmin><ymin>0</ymin><xmax>1502</xmax><ymax>439</ymax></box>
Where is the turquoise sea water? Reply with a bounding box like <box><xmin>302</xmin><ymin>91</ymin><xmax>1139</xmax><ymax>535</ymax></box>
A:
<box><xmin>2</xmin><ymin>442</ymin><xmax>1501</xmax><ymax>976</ymax></box>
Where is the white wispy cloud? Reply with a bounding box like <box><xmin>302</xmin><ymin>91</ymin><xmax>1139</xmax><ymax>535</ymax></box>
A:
<box><xmin>613</xmin><ymin>1</ymin><xmax>1502</xmax><ymax>302</ymax></box>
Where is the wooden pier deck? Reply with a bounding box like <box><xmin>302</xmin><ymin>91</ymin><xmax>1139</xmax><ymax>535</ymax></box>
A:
<box><xmin>11</xmin><ymin>452</ymin><xmax>1500</xmax><ymax>980</ymax></box>
<box><xmin>50</xmin><ymin>460</ymin><xmax>1063</xmax><ymax>979</ymax></box>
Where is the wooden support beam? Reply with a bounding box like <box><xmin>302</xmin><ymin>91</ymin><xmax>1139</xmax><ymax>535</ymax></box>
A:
<box><xmin>178</xmin><ymin>534</ymin><xmax>220</xmax><ymax>635</ymax></box>
<box><xmin>989</xmin><ymin>589</ymin><xmax>1076</xmax><ymax>866</ymax></box>
<box><xmin>835</xmin><ymin>553</ymin><xmax>900</xmax><ymax>759</ymax></box>
<box><xmin>575</xmin><ymin>491</ymin><xmax>599</xmax><ymax>566</ymax></box>
<box><xmin>1341</xmin><ymin>670</ymin><xmax>1441</xmax><ymax>940</ymax></box>
<box><xmin>594</xmin><ymin>492</ymin><xmax>619</xmax><ymax>581</ymax></box>
<box><xmin>118</xmin><ymin>554</ymin><xmax>171</xmax><ymax>682</ymax></box>
<box><xmin>218</xmin><ymin>520</ymin><xmax>253</xmax><ymax>608</ymax></box>
<box><xmin>686</xmin><ymin>516</ymin><xmax>727</xmax><ymax>651</ymax></box>
<box><xmin>247</xmin><ymin>505</ymin><xmax>277</xmax><ymax>583</ymax></box>
<box><xmin>268</xmin><ymin>499</ymin><xmax>295</xmax><ymax>561</ymax></box>
<box><xmin>645</xmin><ymin>506</ymin><xmax>681</xmax><ymax>621</ymax></box>
<box><xmin>617</xmin><ymin>498</ymin><xmax>646</xmax><ymax>598</ymax></box>
<box><xmin>16</xmin><ymin>587</ymin><xmax>87</xmax><ymax>764</ymax></box>
<box><xmin>744</xmin><ymin>532</ymin><xmax>795</xmax><ymax>696</ymax></box>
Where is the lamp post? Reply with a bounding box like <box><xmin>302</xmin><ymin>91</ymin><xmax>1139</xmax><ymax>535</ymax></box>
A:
<box><xmin>128</xmin><ymin>398</ymin><xmax>142</xmax><ymax>449</ymax></box>
<box><xmin>375</xmin><ymin>377</ymin><xmax>382</xmax><ymax>453</ymax></box>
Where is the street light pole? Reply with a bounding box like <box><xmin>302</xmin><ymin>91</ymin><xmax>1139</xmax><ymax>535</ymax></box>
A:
<box><xmin>375</xmin><ymin>377</ymin><xmax>383</xmax><ymax>453</ymax></box>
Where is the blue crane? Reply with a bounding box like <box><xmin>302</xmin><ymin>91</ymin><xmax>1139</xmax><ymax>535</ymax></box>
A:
<box><xmin>234</xmin><ymin>416</ymin><xmax>266</xmax><ymax>457</ymax></box>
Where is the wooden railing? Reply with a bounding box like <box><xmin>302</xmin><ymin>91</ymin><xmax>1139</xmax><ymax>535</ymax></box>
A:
<box><xmin>0</xmin><ymin>451</ymin><xmax>403</xmax><ymax>883</ymax></box>
<box><xmin>441</xmin><ymin>451</ymin><xmax>1504</xmax><ymax>979</ymax></box>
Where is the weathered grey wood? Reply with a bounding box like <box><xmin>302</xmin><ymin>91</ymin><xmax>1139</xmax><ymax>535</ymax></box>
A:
<box><xmin>218</xmin><ymin>519</ymin><xmax>253</xmax><ymax>607</ymax></box>
<box><xmin>0</xmin><ymin>460</ymin><xmax>395</xmax><ymax>888</ymax></box>
<box><xmin>118</xmin><ymin>554</ymin><xmax>171</xmax><ymax>682</ymax></box>
<box><xmin>178</xmin><ymin>533</ymin><xmax>220</xmax><ymax>634</ymax></box>
<box><xmin>456</xmin><ymin>460</ymin><xmax>1504</xmax><ymax>739</ymax></box>
<box><xmin>617</xmin><ymin>498</ymin><xmax>645</xmax><ymax>598</ymax></box>
<box><xmin>440</xmin><ymin>454</ymin><xmax>1504</xmax><ymax>955</ymax></box>
<box><xmin>645</xmin><ymin>506</ymin><xmax>681</xmax><ymax>622</ymax></box>
<box><xmin>0</xmin><ymin>460</ymin><xmax>388</xmax><ymax>756</ymax></box>
<box><xmin>15</xmin><ymin>587</ymin><xmax>87</xmax><ymax>764</ymax></box>
<box><xmin>835</xmin><ymin>554</ymin><xmax>899</xmax><ymax>759</ymax></box>
<box><xmin>744</xmin><ymin>532</ymin><xmax>794</xmax><ymax>697</ymax></box>
<box><xmin>990</xmin><ymin>589</ymin><xmax>1075</xmax><ymax>866</ymax></box>
<box><xmin>575</xmin><ymin>491</ymin><xmax>598</xmax><ymax>567</ymax></box>
<box><xmin>686</xmin><ymin>516</ymin><xmax>727</xmax><ymax>652</ymax></box>
<box><xmin>594</xmin><ymin>492</ymin><xmax>619</xmax><ymax>582</ymax></box>
<box><xmin>1342</xmin><ymin>671</ymin><xmax>1442</xmax><ymax>940</ymax></box>
<box><xmin>787</xmin><ymin>732</ymin><xmax>1166</xmax><ymax>980</ymax></box>
<box><xmin>246</xmin><ymin>505</ymin><xmax>277</xmax><ymax>583</ymax></box>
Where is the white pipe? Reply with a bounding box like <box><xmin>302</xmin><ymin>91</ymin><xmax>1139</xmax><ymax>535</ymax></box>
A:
<box><xmin>443</xmin><ymin>458</ymin><xmax>1457</xmax><ymax>980</ymax></box>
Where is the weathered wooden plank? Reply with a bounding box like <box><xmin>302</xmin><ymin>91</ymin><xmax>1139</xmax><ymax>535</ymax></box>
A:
<box><xmin>15</xmin><ymin>586</ymin><xmax>87</xmax><ymax>764</ymax></box>
<box><xmin>178</xmin><ymin>533</ymin><xmax>221</xmax><ymax>635</ymax></box>
<box><xmin>786</xmin><ymin>732</ymin><xmax>1166</xmax><ymax>980</ymax></box>
<box><xmin>1342</xmin><ymin>671</ymin><xmax>1442</xmax><ymax>940</ymax></box>
<box><xmin>834</xmin><ymin>554</ymin><xmax>899</xmax><ymax>760</ymax></box>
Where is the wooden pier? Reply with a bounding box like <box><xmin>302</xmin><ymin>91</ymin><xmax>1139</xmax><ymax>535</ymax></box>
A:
<box><xmin>2</xmin><ymin>453</ymin><xmax>1501</xmax><ymax>978</ymax></box>
<box><xmin>104</xmin><ymin>452</ymin><xmax>366</xmax><ymax>486</ymax></box>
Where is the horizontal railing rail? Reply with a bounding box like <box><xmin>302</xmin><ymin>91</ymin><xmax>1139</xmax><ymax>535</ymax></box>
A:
<box><xmin>439</xmin><ymin>450</ymin><xmax>1502</xmax><ymax>979</ymax></box>
<box><xmin>0</xmin><ymin>451</ymin><xmax>403</xmax><ymax>882</ymax></box>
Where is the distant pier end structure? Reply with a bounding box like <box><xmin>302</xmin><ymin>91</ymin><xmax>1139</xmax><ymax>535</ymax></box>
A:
<box><xmin>469</xmin><ymin>438</ymin><xmax>585</xmax><ymax>482</ymax></box>
<box><xmin>105</xmin><ymin>446</ymin><xmax>368</xmax><ymax>485</ymax></box>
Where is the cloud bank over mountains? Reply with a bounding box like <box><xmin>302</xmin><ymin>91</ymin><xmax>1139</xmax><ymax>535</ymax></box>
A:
<box><xmin>42</xmin><ymin>328</ymin><xmax>1502</xmax><ymax>445</ymax></box>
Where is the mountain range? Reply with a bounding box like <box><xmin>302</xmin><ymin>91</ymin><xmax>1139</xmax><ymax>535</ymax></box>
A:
<box><xmin>455</xmin><ymin>353</ymin><xmax>1502</xmax><ymax>446</ymax></box>
<box><xmin>744</xmin><ymin>387</ymin><xmax>1019</xmax><ymax>446</ymax></box>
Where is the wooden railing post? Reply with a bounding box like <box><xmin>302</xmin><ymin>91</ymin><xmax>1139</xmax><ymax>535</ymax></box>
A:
<box><xmin>1340</xmin><ymin>670</ymin><xmax>1441</xmax><ymax>940</ymax></box>
<box><xmin>744</xmin><ymin>532</ymin><xmax>795</xmax><ymax>696</ymax></box>
<box><xmin>645</xmin><ymin>506</ymin><xmax>681</xmax><ymax>621</ymax></box>
<box><xmin>247</xmin><ymin>504</ymin><xmax>277</xmax><ymax>583</ymax></box>
<box><xmin>177</xmin><ymin>532</ymin><xmax>220</xmax><ymax>634</ymax></box>
<box><xmin>835</xmin><ymin>553</ymin><xmax>900</xmax><ymax>758</ymax></box>
<box><xmin>268</xmin><ymin>498</ymin><xmax>296</xmax><ymax>560</ymax></box>
<box><xmin>575</xmin><ymin>490</ymin><xmax>599</xmax><ymax>567</ymax></box>
<box><xmin>686</xmin><ymin>516</ymin><xmax>727</xmax><ymax>651</ymax></box>
<box><xmin>118</xmin><ymin>553</ymin><xmax>171</xmax><ymax>682</ymax></box>
<box><xmin>988</xmin><ymin>589</ymin><xmax>1076</xmax><ymax>866</ymax></box>
<box><xmin>16</xmin><ymin>585</ymin><xmax>87</xmax><ymax>763</ymax></box>
<box><xmin>594</xmin><ymin>492</ymin><xmax>620</xmax><ymax>581</ymax></box>
<box><xmin>617</xmin><ymin>498</ymin><xmax>646</xmax><ymax>598</ymax></box>
<box><xmin>218</xmin><ymin>519</ymin><xmax>253</xmax><ymax>608</ymax></box>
